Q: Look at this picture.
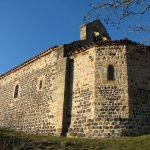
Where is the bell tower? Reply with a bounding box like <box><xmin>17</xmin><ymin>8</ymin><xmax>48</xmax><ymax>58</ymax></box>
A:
<box><xmin>80</xmin><ymin>19</ymin><xmax>111</xmax><ymax>42</ymax></box>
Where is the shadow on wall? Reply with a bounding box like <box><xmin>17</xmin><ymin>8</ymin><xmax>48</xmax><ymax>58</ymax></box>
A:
<box><xmin>61</xmin><ymin>58</ymin><xmax>74</xmax><ymax>136</ymax></box>
<box><xmin>121</xmin><ymin>45</ymin><xmax>150</xmax><ymax>136</ymax></box>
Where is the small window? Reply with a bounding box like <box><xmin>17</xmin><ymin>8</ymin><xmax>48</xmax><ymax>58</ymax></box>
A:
<box><xmin>14</xmin><ymin>84</ymin><xmax>19</xmax><ymax>98</ymax></box>
<box><xmin>37</xmin><ymin>76</ymin><xmax>45</xmax><ymax>91</ymax></box>
<box><xmin>39</xmin><ymin>80</ymin><xmax>43</xmax><ymax>90</ymax></box>
<box><xmin>107</xmin><ymin>65</ymin><xmax>115</xmax><ymax>80</ymax></box>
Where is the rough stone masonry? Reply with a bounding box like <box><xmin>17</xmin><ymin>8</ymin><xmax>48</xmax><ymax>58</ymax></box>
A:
<box><xmin>0</xmin><ymin>20</ymin><xmax>150</xmax><ymax>138</ymax></box>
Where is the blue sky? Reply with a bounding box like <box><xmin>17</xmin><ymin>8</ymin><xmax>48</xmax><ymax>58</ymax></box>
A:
<box><xmin>0</xmin><ymin>0</ymin><xmax>148</xmax><ymax>75</ymax></box>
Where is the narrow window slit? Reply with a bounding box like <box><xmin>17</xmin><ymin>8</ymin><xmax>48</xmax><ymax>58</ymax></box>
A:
<box><xmin>39</xmin><ymin>80</ymin><xmax>43</xmax><ymax>89</ymax></box>
<box><xmin>14</xmin><ymin>84</ymin><xmax>19</xmax><ymax>98</ymax></box>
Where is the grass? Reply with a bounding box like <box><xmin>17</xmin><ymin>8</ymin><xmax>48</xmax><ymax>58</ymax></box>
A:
<box><xmin>0</xmin><ymin>129</ymin><xmax>150</xmax><ymax>150</ymax></box>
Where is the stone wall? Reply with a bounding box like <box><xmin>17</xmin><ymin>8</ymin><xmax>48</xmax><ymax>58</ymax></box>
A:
<box><xmin>94</xmin><ymin>45</ymin><xmax>129</xmax><ymax>137</ymax></box>
<box><xmin>68</xmin><ymin>47</ymin><xmax>96</xmax><ymax>137</ymax></box>
<box><xmin>126</xmin><ymin>45</ymin><xmax>150</xmax><ymax>135</ymax></box>
<box><xmin>67</xmin><ymin>45</ymin><xmax>130</xmax><ymax>138</ymax></box>
<box><xmin>0</xmin><ymin>46</ymin><xmax>67</xmax><ymax>136</ymax></box>
<box><xmin>0</xmin><ymin>41</ymin><xmax>150</xmax><ymax>138</ymax></box>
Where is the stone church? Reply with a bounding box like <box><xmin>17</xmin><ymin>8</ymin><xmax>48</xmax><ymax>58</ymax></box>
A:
<box><xmin>0</xmin><ymin>20</ymin><xmax>150</xmax><ymax>138</ymax></box>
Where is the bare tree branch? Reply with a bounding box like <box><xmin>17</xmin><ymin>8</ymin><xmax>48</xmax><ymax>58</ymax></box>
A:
<box><xmin>84</xmin><ymin>0</ymin><xmax>150</xmax><ymax>33</ymax></box>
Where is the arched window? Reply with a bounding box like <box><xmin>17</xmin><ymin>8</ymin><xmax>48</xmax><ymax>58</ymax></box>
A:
<box><xmin>107</xmin><ymin>65</ymin><xmax>115</xmax><ymax>80</ymax></box>
<box><xmin>14</xmin><ymin>84</ymin><xmax>19</xmax><ymax>98</ymax></box>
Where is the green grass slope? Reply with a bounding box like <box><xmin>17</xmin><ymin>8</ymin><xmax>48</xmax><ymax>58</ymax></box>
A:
<box><xmin>0</xmin><ymin>129</ymin><xmax>150</xmax><ymax>150</ymax></box>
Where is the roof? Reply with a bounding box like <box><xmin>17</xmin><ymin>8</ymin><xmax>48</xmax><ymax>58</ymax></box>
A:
<box><xmin>64</xmin><ymin>39</ymin><xmax>150</xmax><ymax>56</ymax></box>
<box><xmin>0</xmin><ymin>39</ymin><xmax>149</xmax><ymax>79</ymax></box>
